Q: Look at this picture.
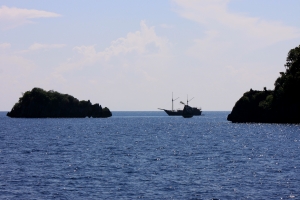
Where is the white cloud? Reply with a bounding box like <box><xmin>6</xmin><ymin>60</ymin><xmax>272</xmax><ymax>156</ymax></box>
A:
<box><xmin>100</xmin><ymin>20</ymin><xmax>169</xmax><ymax>58</ymax></box>
<box><xmin>173</xmin><ymin>0</ymin><xmax>300</xmax><ymax>46</ymax></box>
<box><xmin>0</xmin><ymin>43</ymin><xmax>11</xmax><ymax>49</ymax></box>
<box><xmin>172</xmin><ymin>0</ymin><xmax>300</xmax><ymax>71</ymax></box>
<box><xmin>0</xmin><ymin>6</ymin><xmax>61</xmax><ymax>29</ymax></box>
<box><xmin>56</xmin><ymin>20</ymin><xmax>170</xmax><ymax>73</ymax></box>
<box><xmin>27</xmin><ymin>43</ymin><xmax>66</xmax><ymax>51</ymax></box>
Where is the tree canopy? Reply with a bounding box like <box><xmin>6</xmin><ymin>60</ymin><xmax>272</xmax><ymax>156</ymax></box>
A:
<box><xmin>7</xmin><ymin>88</ymin><xmax>112</xmax><ymax>118</ymax></box>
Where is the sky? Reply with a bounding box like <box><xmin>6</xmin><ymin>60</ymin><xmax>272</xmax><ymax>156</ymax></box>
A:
<box><xmin>1</xmin><ymin>0</ymin><xmax>300</xmax><ymax>111</ymax></box>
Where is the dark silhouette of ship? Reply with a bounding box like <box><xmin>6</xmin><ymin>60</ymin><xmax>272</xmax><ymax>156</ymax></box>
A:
<box><xmin>158</xmin><ymin>93</ymin><xmax>202</xmax><ymax>117</ymax></box>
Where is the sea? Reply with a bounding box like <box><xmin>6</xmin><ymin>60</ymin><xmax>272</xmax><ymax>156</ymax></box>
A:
<box><xmin>0</xmin><ymin>111</ymin><xmax>299</xmax><ymax>199</ymax></box>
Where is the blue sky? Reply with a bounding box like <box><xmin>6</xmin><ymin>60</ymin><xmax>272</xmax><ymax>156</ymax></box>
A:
<box><xmin>1</xmin><ymin>0</ymin><xmax>300</xmax><ymax>111</ymax></box>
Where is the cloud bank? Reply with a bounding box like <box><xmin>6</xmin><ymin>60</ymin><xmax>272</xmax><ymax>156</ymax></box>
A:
<box><xmin>173</xmin><ymin>0</ymin><xmax>300</xmax><ymax>47</ymax></box>
<box><xmin>57</xmin><ymin>21</ymin><xmax>170</xmax><ymax>73</ymax></box>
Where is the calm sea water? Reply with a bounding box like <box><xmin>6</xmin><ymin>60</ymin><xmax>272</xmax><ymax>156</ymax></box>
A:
<box><xmin>0</xmin><ymin>111</ymin><xmax>300</xmax><ymax>199</ymax></box>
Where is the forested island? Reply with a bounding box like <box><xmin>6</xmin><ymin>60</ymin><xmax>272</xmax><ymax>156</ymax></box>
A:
<box><xmin>227</xmin><ymin>45</ymin><xmax>300</xmax><ymax>123</ymax></box>
<box><xmin>7</xmin><ymin>88</ymin><xmax>112</xmax><ymax>118</ymax></box>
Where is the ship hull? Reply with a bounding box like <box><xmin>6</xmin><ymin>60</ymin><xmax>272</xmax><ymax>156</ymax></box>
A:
<box><xmin>163</xmin><ymin>109</ymin><xmax>201</xmax><ymax>116</ymax></box>
<box><xmin>192</xmin><ymin>108</ymin><xmax>202</xmax><ymax>116</ymax></box>
<box><xmin>163</xmin><ymin>110</ymin><xmax>183</xmax><ymax>116</ymax></box>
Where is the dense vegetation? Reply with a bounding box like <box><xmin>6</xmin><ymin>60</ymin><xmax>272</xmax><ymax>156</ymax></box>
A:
<box><xmin>228</xmin><ymin>45</ymin><xmax>300</xmax><ymax>123</ymax></box>
<box><xmin>7</xmin><ymin>88</ymin><xmax>112</xmax><ymax>118</ymax></box>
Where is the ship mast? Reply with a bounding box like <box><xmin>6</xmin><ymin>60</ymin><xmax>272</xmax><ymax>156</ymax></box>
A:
<box><xmin>172</xmin><ymin>92</ymin><xmax>179</xmax><ymax>111</ymax></box>
<box><xmin>187</xmin><ymin>95</ymin><xmax>194</xmax><ymax>106</ymax></box>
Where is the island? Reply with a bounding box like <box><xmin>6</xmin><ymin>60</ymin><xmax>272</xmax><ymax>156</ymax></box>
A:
<box><xmin>227</xmin><ymin>44</ymin><xmax>300</xmax><ymax>123</ymax></box>
<box><xmin>7</xmin><ymin>88</ymin><xmax>112</xmax><ymax>118</ymax></box>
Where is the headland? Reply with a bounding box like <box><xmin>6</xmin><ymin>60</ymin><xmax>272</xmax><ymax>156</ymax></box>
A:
<box><xmin>228</xmin><ymin>44</ymin><xmax>300</xmax><ymax>123</ymax></box>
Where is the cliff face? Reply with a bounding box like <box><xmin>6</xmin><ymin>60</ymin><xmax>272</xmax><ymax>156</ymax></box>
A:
<box><xmin>7</xmin><ymin>88</ymin><xmax>112</xmax><ymax>118</ymax></box>
<box><xmin>228</xmin><ymin>45</ymin><xmax>300</xmax><ymax>123</ymax></box>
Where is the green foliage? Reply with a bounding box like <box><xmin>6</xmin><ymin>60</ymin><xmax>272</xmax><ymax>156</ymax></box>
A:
<box><xmin>285</xmin><ymin>45</ymin><xmax>300</xmax><ymax>69</ymax></box>
<box><xmin>7</xmin><ymin>88</ymin><xmax>112</xmax><ymax>118</ymax></box>
<box><xmin>258</xmin><ymin>95</ymin><xmax>273</xmax><ymax>110</ymax></box>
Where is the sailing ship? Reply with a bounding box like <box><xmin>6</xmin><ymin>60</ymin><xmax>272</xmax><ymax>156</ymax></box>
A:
<box><xmin>158</xmin><ymin>93</ymin><xmax>202</xmax><ymax>117</ymax></box>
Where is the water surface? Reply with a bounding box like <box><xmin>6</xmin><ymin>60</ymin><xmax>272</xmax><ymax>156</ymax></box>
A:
<box><xmin>0</xmin><ymin>111</ymin><xmax>299</xmax><ymax>199</ymax></box>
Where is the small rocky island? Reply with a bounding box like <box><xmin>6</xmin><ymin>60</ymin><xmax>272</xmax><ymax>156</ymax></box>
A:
<box><xmin>228</xmin><ymin>45</ymin><xmax>300</xmax><ymax>123</ymax></box>
<box><xmin>7</xmin><ymin>88</ymin><xmax>112</xmax><ymax>118</ymax></box>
